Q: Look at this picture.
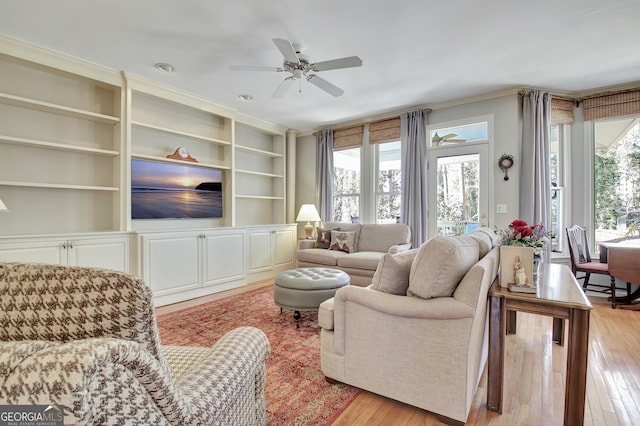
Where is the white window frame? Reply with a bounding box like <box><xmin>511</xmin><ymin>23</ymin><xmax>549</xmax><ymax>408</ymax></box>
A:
<box><xmin>550</xmin><ymin>123</ymin><xmax>571</xmax><ymax>254</ymax></box>
<box><xmin>332</xmin><ymin>146</ymin><xmax>362</xmax><ymax>223</ymax></box>
<box><xmin>374</xmin><ymin>140</ymin><xmax>402</xmax><ymax>224</ymax></box>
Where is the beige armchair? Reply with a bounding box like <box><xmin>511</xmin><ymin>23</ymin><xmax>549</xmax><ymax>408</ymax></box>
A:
<box><xmin>0</xmin><ymin>262</ymin><xmax>270</xmax><ymax>425</ymax></box>
<box><xmin>319</xmin><ymin>231</ymin><xmax>500</xmax><ymax>424</ymax></box>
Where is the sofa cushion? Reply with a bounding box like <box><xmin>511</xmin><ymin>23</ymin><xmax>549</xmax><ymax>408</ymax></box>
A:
<box><xmin>296</xmin><ymin>248</ymin><xmax>348</xmax><ymax>266</ymax></box>
<box><xmin>468</xmin><ymin>230</ymin><xmax>492</xmax><ymax>258</ymax></box>
<box><xmin>337</xmin><ymin>251</ymin><xmax>384</xmax><ymax>271</ymax></box>
<box><xmin>371</xmin><ymin>249</ymin><xmax>419</xmax><ymax>295</ymax></box>
<box><xmin>314</xmin><ymin>226</ymin><xmax>339</xmax><ymax>249</ymax></box>
<box><xmin>329</xmin><ymin>230</ymin><xmax>356</xmax><ymax>253</ymax></box>
<box><xmin>358</xmin><ymin>223</ymin><xmax>411</xmax><ymax>253</ymax></box>
<box><xmin>323</xmin><ymin>222</ymin><xmax>362</xmax><ymax>250</ymax></box>
<box><xmin>408</xmin><ymin>236</ymin><xmax>479</xmax><ymax>299</ymax></box>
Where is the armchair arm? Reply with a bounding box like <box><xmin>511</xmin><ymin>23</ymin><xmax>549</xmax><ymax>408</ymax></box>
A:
<box><xmin>333</xmin><ymin>286</ymin><xmax>475</xmax><ymax>321</ymax></box>
<box><xmin>173</xmin><ymin>326</ymin><xmax>271</xmax><ymax>425</ymax></box>
<box><xmin>388</xmin><ymin>242</ymin><xmax>412</xmax><ymax>253</ymax></box>
<box><xmin>0</xmin><ymin>327</ymin><xmax>271</xmax><ymax>426</ymax></box>
<box><xmin>0</xmin><ymin>338</ymin><xmax>187</xmax><ymax>425</ymax></box>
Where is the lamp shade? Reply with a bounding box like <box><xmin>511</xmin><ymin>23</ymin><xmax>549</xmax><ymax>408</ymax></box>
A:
<box><xmin>296</xmin><ymin>204</ymin><xmax>321</xmax><ymax>222</ymax></box>
<box><xmin>0</xmin><ymin>198</ymin><xmax>7</xmax><ymax>212</ymax></box>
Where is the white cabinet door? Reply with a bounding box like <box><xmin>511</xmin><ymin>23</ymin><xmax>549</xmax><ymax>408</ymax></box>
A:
<box><xmin>141</xmin><ymin>233</ymin><xmax>200</xmax><ymax>296</ymax></box>
<box><xmin>274</xmin><ymin>228</ymin><xmax>295</xmax><ymax>267</ymax></box>
<box><xmin>0</xmin><ymin>234</ymin><xmax>130</xmax><ymax>273</ymax></box>
<box><xmin>202</xmin><ymin>230</ymin><xmax>245</xmax><ymax>286</ymax></box>
<box><xmin>248</xmin><ymin>229</ymin><xmax>274</xmax><ymax>273</ymax></box>
<box><xmin>68</xmin><ymin>237</ymin><xmax>130</xmax><ymax>273</ymax></box>
<box><xmin>247</xmin><ymin>225</ymin><xmax>296</xmax><ymax>274</ymax></box>
<box><xmin>0</xmin><ymin>240</ymin><xmax>67</xmax><ymax>264</ymax></box>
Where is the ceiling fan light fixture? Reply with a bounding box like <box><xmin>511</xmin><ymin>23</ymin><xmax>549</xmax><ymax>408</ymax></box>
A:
<box><xmin>154</xmin><ymin>62</ymin><xmax>174</xmax><ymax>73</ymax></box>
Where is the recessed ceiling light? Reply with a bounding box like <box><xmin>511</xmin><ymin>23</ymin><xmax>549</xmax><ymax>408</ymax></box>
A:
<box><xmin>154</xmin><ymin>63</ymin><xmax>174</xmax><ymax>73</ymax></box>
<box><xmin>238</xmin><ymin>94</ymin><xmax>253</xmax><ymax>101</ymax></box>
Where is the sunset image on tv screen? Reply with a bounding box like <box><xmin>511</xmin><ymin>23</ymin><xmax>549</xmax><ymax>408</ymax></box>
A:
<box><xmin>131</xmin><ymin>159</ymin><xmax>223</xmax><ymax>219</ymax></box>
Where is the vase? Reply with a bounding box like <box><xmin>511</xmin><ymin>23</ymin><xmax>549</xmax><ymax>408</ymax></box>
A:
<box><xmin>532</xmin><ymin>254</ymin><xmax>542</xmax><ymax>283</ymax></box>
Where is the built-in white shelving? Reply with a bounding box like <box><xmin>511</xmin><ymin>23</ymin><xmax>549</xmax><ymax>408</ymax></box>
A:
<box><xmin>0</xmin><ymin>92</ymin><xmax>120</xmax><ymax>124</ymax></box>
<box><xmin>0</xmin><ymin>48</ymin><xmax>123</xmax><ymax>236</ymax></box>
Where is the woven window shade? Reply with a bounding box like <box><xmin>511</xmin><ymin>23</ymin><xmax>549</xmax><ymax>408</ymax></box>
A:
<box><xmin>551</xmin><ymin>98</ymin><xmax>574</xmax><ymax>124</ymax></box>
<box><xmin>583</xmin><ymin>90</ymin><xmax>640</xmax><ymax>121</ymax></box>
<box><xmin>333</xmin><ymin>125</ymin><xmax>363</xmax><ymax>151</ymax></box>
<box><xmin>369</xmin><ymin>117</ymin><xmax>401</xmax><ymax>144</ymax></box>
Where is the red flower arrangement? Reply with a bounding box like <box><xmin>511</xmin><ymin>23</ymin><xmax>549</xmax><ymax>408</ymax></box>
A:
<box><xmin>498</xmin><ymin>219</ymin><xmax>552</xmax><ymax>256</ymax></box>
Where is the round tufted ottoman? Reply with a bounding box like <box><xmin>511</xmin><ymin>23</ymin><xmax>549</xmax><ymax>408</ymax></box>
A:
<box><xmin>274</xmin><ymin>268</ymin><xmax>350</xmax><ymax>327</ymax></box>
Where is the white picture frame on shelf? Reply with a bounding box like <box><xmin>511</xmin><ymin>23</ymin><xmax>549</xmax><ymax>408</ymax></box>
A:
<box><xmin>499</xmin><ymin>246</ymin><xmax>534</xmax><ymax>288</ymax></box>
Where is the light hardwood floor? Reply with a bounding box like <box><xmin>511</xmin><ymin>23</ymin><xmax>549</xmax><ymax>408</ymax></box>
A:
<box><xmin>156</xmin><ymin>284</ymin><xmax>640</xmax><ymax>425</ymax></box>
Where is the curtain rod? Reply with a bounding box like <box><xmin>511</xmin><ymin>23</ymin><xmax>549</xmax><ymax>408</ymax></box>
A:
<box><xmin>519</xmin><ymin>86</ymin><xmax>640</xmax><ymax>103</ymax></box>
<box><xmin>312</xmin><ymin>108</ymin><xmax>433</xmax><ymax>135</ymax></box>
<box><xmin>518</xmin><ymin>89</ymin><xmax>574</xmax><ymax>102</ymax></box>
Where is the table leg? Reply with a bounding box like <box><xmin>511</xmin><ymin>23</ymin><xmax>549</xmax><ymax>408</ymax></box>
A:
<box><xmin>487</xmin><ymin>295</ymin><xmax>505</xmax><ymax>413</ymax></box>
<box><xmin>506</xmin><ymin>309</ymin><xmax>517</xmax><ymax>334</ymax></box>
<box><xmin>553</xmin><ymin>317</ymin><xmax>565</xmax><ymax>346</ymax></box>
<box><xmin>564</xmin><ymin>308</ymin><xmax>590</xmax><ymax>425</ymax></box>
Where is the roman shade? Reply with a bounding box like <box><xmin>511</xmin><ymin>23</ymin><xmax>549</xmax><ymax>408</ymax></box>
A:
<box><xmin>369</xmin><ymin>117</ymin><xmax>401</xmax><ymax>144</ymax></box>
<box><xmin>333</xmin><ymin>125</ymin><xmax>363</xmax><ymax>151</ymax></box>
<box><xmin>583</xmin><ymin>89</ymin><xmax>640</xmax><ymax>121</ymax></box>
<box><xmin>551</xmin><ymin>98</ymin><xmax>574</xmax><ymax>124</ymax></box>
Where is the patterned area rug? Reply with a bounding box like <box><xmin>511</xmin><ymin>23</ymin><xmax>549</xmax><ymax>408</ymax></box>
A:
<box><xmin>156</xmin><ymin>285</ymin><xmax>359</xmax><ymax>425</ymax></box>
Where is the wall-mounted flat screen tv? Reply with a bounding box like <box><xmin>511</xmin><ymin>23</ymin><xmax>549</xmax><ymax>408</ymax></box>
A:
<box><xmin>131</xmin><ymin>159</ymin><xmax>223</xmax><ymax>219</ymax></box>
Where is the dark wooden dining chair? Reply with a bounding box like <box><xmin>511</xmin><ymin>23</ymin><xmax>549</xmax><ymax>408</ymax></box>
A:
<box><xmin>608</xmin><ymin>246</ymin><xmax>638</xmax><ymax>309</ymax></box>
<box><xmin>565</xmin><ymin>225</ymin><xmax>611</xmax><ymax>293</ymax></box>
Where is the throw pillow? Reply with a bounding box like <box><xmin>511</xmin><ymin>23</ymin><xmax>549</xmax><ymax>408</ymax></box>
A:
<box><xmin>407</xmin><ymin>236</ymin><xmax>479</xmax><ymax>299</ymax></box>
<box><xmin>329</xmin><ymin>230</ymin><xmax>356</xmax><ymax>253</ymax></box>
<box><xmin>371</xmin><ymin>249</ymin><xmax>419</xmax><ymax>295</ymax></box>
<box><xmin>314</xmin><ymin>227</ymin><xmax>340</xmax><ymax>249</ymax></box>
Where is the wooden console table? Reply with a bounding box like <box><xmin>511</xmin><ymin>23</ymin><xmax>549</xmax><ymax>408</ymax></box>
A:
<box><xmin>487</xmin><ymin>263</ymin><xmax>592</xmax><ymax>425</ymax></box>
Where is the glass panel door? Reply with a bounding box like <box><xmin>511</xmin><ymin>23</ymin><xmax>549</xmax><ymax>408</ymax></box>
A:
<box><xmin>428</xmin><ymin>144</ymin><xmax>488</xmax><ymax>237</ymax></box>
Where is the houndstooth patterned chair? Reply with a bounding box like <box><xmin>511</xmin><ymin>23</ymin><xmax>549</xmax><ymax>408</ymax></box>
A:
<box><xmin>0</xmin><ymin>262</ymin><xmax>270</xmax><ymax>425</ymax></box>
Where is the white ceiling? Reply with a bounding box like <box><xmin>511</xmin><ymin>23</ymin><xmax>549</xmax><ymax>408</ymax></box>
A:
<box><xmin>1</xmin><ymin>0</ymin><xmax>639</xmax><ymax>132</ymax></box>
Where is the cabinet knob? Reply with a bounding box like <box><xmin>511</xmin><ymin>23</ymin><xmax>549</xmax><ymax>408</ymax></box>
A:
<box><xmin>62</xmin><ymin>242</ymin><xmax>67</xmax><ymax>249</ymax></box>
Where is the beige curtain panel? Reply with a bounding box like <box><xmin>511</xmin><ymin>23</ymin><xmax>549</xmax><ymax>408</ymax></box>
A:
<box><xmin>583</xmin><ymin>89</ymin><xmax>640</xmax><ymax>121</ymax></box>
<box><xmin>333</xmin><ymin>125</ymin><xmax>363</xmax><ymax>151</ymax></box>
<box><xmin>369</xmin><ymin>117</ymin><xmax>401</xmax><ymax>144</ymax></box>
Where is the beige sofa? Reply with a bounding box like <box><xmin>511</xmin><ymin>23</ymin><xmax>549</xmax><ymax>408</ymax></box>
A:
<box><xmin>296</xmin><ymin>222</ymin><xmax>412</xmax><ymax>286</ymax></box>
<box><xmin>319</xmin><ymin>228</ymin><xmax>500</xmax><ymax>425</ymax></box>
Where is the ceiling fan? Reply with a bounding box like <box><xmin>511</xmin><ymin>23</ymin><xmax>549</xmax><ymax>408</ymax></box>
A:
<box><xmin>431</xmin><ymin>133</ymin><xmax>467</xmax><ymax>147</ymax></box>
<box><xmin>230</xmin><ymin>38</ymin><xmax>363</xmax><ymax>98</ymax></box>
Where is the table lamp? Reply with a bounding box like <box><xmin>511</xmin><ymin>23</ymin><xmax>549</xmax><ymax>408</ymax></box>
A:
<box><xmin>296</xmin><ymin>204</ymin><xmax>321</xmax><ymax>239</ymax></box>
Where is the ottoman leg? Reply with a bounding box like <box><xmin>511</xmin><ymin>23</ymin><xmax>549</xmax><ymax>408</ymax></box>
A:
<box><xmin>293</xmin><ymin>310</ymin><xmax>301</xmax><ymax>328</ymax></box>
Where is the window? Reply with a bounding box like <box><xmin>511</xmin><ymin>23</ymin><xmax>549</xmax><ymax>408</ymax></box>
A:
<box><xmin>428</xmin><ymin>118</ymin><xmax>490</xmax><ymax>236</ymax></box>
<box><xmin>593</xmin><ymin>117</ymin><xmax>640</xmax><ymax>246</ymax></box>
<box><xmin>333</xmin><ymin>147</ymin><xmax>361</xmax><ymax>222</ymax></box>
<box><xmin>429</xmin><ymin>121</ymin><xmax>488</xmax><ymax>147</ymax></box>
<box><xmin>550</xmin><ymin>124</ymin><xmax>566</xmax><ymax>252</ymax></box>
<box><xmin>376</xmin><ymin>141</ymin><xmax>401</xmax><ymax>223</ymax></box>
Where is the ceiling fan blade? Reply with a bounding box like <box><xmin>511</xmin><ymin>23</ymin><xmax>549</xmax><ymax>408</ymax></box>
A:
<box><xmin>312</xmin><ymin>56</ymin><xmax>363</xmax><ymax>72</ymax></box>
<box><xmin>306</xmin><ymin>74</ymin><xmax>344</xmax><ymax>97</ymax></box>
<box><xmin>272</xmin><ymin>77</ymin><xmax>295</xmax><ymax>98</ymax></box>
<box><xmin>272</xmin><ymin>38</ymin><xmax>299</xmax><ymax>64</ymax></box>
<box><xmin>229</xmin><ymin>65</ymin><xmax>283</xmax><ymax>72</ymax></box>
